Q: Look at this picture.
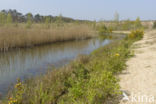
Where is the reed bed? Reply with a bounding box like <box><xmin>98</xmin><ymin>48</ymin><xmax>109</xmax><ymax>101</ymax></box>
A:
<box><xmin>0</xmin><ymin>24</ymin><xmax>95</xmax><ymax>51</ymax></box>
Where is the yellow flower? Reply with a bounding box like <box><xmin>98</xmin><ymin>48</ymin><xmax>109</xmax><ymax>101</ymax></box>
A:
<box><xmin>8</xmin><ymin>97</ymin><xmax>18</xmax><ymax>104</ymax></box>
<box><xmin>9</xmin><ymin>97</ymin><xmax>13</xmax><ymax>100</ymax></box>
<box><xmin>115</xmin><ymin>53</ymin><xmax>120</xmax><ymax>57</ymax></box>
<box><xmin>15</xmin><ymin>82</ymin><xmax>22</xmax><ymax>88</ymax></box>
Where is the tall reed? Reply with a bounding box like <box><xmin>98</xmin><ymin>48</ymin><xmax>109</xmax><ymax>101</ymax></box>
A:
<box><xmin>0</xmin><ymin>23</ymin><xmax>95</xmax><ymax>51</ymax></box>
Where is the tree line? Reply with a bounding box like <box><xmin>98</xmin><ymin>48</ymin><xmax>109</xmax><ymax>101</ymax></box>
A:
<box><xmin>0</xmin><ymin>9</ymin><xmax>91</xmax><ymax>26</ymax></box>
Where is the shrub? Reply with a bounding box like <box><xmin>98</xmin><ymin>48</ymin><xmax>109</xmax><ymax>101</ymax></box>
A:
<box><xmin>97</xmin><ymin>24</ymin><xmax>112</xmax><ymax>39</ymax></box>
<box><xmin>45</xmin><ymin>16</ymin><xmax>51</xmax><ymax>29</ymax></box>
<box><xmin>98</xmin><ymin>24</ymin><xmax>112</xmax><ymax>35</ymax></box>
<box><xmin>6</xmin><ymin>13</ymin><xmax>13</xmax><ymax>24</ymax></box>
<box><xmin>153</xmin><ymin>21</ymin><xmax>156</xmax><ymax>29</ymax></box>
<box><xmin>134</xmin><ymin>17</ymin><xmax>142</xmax><ymax>29</ymax></box>
<box><xmin>0</xmin><ymin>12</ymin><xmax>7</xmax><ymax>26</ymax></box>
<box><xmin>86</xmin><ymin>70</ymin><xmax>120</xmax><ymax>104</ymax></box>
<box><xmin>26</xmin><ymin>13</ymin><xmax>33</xmax><ymax>28</ymax></box>
<box><xmin>128</xmin><ymin>29</ymin><xmax>144</xmax><ymax>40</ymax></box>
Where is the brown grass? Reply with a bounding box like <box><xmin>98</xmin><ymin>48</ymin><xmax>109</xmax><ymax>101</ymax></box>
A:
<box><xmin>0</xmin><ymin>23</ymin><xmax>95</xmax><ymax>51</ymax></box>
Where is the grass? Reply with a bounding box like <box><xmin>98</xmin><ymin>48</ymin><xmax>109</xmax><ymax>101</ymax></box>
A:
<box><xmin>3</xmin><ymin>30</ymin><xmax>144</xmax><ymax>104</ymax></box>
<box><xmin>0</xmin><ymin>23</ymin><xmax>95</xmax><ymax>51</ymax></box>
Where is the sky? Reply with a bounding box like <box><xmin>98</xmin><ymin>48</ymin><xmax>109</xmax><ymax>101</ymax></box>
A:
<box><xmin>0</xmin><ymin>0</ymin><xmax>155</xmax><ymax>21</ymax></box>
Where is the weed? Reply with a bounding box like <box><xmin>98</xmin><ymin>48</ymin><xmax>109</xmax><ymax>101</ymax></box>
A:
<box><xmin>128</xmin><ymin>29</ymin><xmax>144</xmax><ymax>40</ymax></box>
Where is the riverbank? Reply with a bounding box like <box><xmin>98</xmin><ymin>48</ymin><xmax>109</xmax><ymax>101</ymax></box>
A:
<box><xmin>0</xmin><ymin>24</ymin><xmax>95</xmax><ymax>51</ymax></box>
<box><xmin>120</xmin><ymin>30</ymin><xmax>156</xmax><ymax>104</ymax></box>
<box><xmin>0</xmin><ymin>38</ymin><xmax>110</xmax><ymax>98</ymax></box>
<box><xmin>2</xmin><ymin>30</ymin><xmax>144</xmax><ymax>104</ymax></box>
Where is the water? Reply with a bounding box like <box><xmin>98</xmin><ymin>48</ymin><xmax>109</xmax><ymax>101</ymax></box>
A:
<box><xmin>0</xmin><ymin>38</ymin><xmax>110</xmax><ymax>97</ymax></box>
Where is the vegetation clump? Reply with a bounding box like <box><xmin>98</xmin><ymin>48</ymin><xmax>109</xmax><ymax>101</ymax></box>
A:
<box><xmin>153</xmin><ymin>21</ymin><xmax>156</xmax><ymax>29</ymax></box>
<box><xmin>110</xmin><ymin>17</ymin><xmax>144</xmax><ymax>31</ymax></box>
<box><xmin>97</xmin><ymin>24</ymin><xmax>112</xmax><ymax>39</ymax></box>
<box><xmin>98</xmin><ymin>24</ymin><xmax>112</xmax><ymax>35</ymax></box>
<box><xmin>128</xmin><ymin>29</ymin><xmax>144</xmax><ymax>40</ymax></box>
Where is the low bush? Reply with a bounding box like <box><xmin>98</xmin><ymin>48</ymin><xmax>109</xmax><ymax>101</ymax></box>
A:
<box><xmin>98</xmin><ymin>25</ymin><xmax>112</xmax><ymax>35</ymax></box>
<box><xmin>97</xmin><ymin>24</ymin><xmax>113</xmax><ymax>39</ymax></box>
<box><xmin>128</xmin><ymin>29</ymin><xmax>144</xmax><ymax>40</ymax></box>
<box><xmin>153</xmin><ymin>21</ymin><xmax>156</xmax><ymax>29</ymax></box>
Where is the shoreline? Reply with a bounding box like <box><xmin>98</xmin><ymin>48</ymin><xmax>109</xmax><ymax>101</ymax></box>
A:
<box><xmin>0</xmin><ymin>37</ymin><xmax>94</xmax><ymax>52</ymax></box>
<box><xmin>3</xmin><ymin>32</ymin><xmax>137</xmax><ymax>104</ymax></box>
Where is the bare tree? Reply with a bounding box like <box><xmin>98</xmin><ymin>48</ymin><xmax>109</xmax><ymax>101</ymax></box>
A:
<box><xmin>114</xmin><ymin>12</ymin><xmax>119</xmax><ymax>23</ymax></box>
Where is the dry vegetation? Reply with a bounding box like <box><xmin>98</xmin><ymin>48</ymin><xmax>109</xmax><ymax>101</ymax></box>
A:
<box><xmin>0</xmin><ymin>23</ymin><xmax>95</xmax><ymax>51</ymax></box>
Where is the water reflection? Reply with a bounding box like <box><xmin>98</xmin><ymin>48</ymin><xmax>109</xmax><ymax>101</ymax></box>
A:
<box><xmin>0</xmin><ymin>38</ymin><xmax>110</xmax><ymax>96</ymax></box>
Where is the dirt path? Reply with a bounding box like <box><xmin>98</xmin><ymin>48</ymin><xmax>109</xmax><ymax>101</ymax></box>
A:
<box><xmin>119</xmin><ymin>30</ymin><xmax>156</xmax><ymax>104</ymax></box>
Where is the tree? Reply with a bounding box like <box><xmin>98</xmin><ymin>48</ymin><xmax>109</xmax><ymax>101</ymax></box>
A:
<box><xmin>55</xmin><ymin>14</ymin><xmax>63</xmax><ymax>26</ymax></box>
<box><xmin>34</xmin><ymin>14</ymin><xmax>42</xmax><ymax>23</ymax></box>
<box><xmin>7</xmin><ymin>13</ymin><xmax>13</xmax><ymax>25</ymax></box>
<box><xmin>114</xmin><ymin>12</ymin><xmax>119</xmax><ymax>23</ymax></box>
<box><xmin>45</xmin><ymin>16</ymin><xmax>51</xmax><ymax>29</ymax></box>
<box><xmin>0</xmin><ymin>12</ymin><xmax>6</xmax><ymax>26</ymax></box>
<box><xmin>26</xmin><ymin>13</ymin><xmax>33</xmax><ymax>28</ymax></box>
<box><xmin>135</xmin><ymin>17</ymin><xmax>142</xmax><ymax>29</ymax></box>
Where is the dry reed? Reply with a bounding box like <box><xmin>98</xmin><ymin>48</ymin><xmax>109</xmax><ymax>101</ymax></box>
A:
<box><xmin>0</xmin><ymin>24</ymin><xmax>95</xmax><ymax>51</ymax></box>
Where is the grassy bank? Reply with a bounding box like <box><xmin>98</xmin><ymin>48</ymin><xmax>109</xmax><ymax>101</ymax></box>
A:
<box><xmin>4</xmin><ymin>30</ymin><xmax>144</xmax><ymax>104</ymax></box>
<box><xmin>0</xmin><ymin>23</ymin><xmax>95</xmax><ymax>51</ymax></box>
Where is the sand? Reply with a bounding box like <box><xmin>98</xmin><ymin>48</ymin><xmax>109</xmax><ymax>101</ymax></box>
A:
<box><xmin>119</xmin><ymin>30</ymin><xmax>156</xmax><ymax>104</ymax></box>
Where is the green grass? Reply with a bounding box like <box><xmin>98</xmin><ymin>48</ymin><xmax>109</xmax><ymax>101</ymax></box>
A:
<box><xmin>5</xmin><ymin>30</ymin><xmax>143</xmax><ymax>104</ymax></box>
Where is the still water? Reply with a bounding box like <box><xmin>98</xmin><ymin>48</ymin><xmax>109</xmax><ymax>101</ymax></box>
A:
<box><xmin>0</xmin><ymin>38</ymin><xmax>110</xmax><ymax>97</ymax></box>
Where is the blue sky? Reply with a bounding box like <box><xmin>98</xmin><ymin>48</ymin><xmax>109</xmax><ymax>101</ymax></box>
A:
<box><xmin>0</xmin><ymin>0</ymin><xmax>155</xmax><ymax>20</ymax></box>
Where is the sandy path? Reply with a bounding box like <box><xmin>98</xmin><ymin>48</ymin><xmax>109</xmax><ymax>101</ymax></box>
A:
<box><xmin>119</xmin><ymin>30</ymin><xmax>156</xmax><ymax>104</ymax></box>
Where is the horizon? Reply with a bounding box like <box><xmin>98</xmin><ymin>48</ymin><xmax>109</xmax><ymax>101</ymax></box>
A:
<box><xmin>0</xmin><ymin>9</ymin><xmax>155</xmax><ymax>21</ymax></box>
<box><xmin>0</xmin><ymin>0</ymin><xmax>155</xmax><ymax>21</ymax></box>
